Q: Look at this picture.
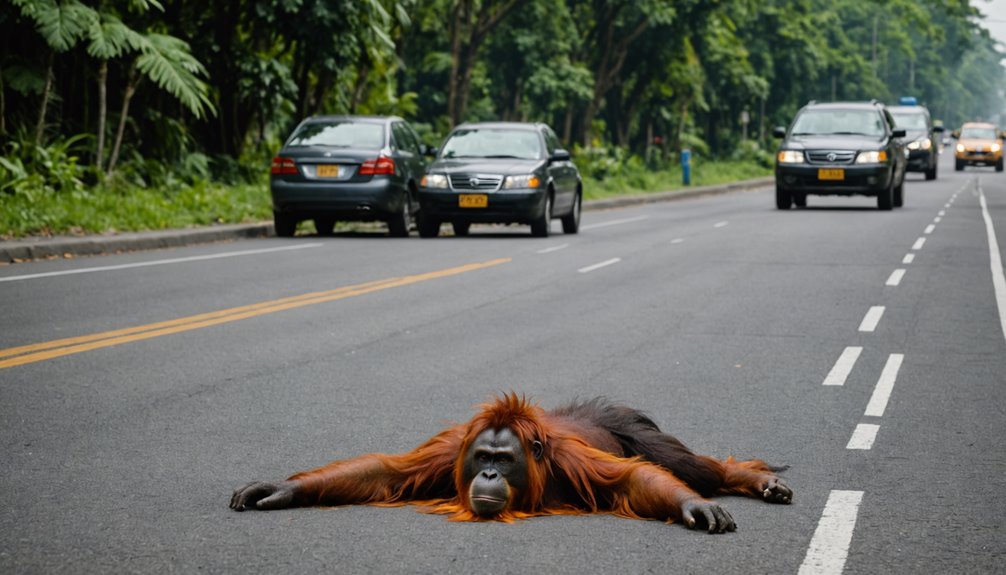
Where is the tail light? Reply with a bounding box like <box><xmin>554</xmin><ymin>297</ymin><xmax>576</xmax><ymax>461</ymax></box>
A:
<box><xmin>271</xmin><ymin>156</ymin><xmax>297</xmax><ymax>175</ymax></box>
<box><xmin>359</xmin><ymin>156</ymin><xmax>396</xmax><ymax>176</ymax></box>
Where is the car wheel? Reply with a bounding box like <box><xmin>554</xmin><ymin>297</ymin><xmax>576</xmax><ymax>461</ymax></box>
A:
<box><xmin>877</xmin><ymin>179</ymin><xmax>894</xmax><ymax>211</ymax></box>
<box><xmin>893</xmin><ymin>178</ymin><xmax>904</xmax><ymax>208</ymax></box>
<box><xmin>955</xmin><ymin>160</ymin><xmax>964</xmax><ymax>171</ymax></box>
<box><xmin>452</xmin><ymin>222</ymin><xmax>471</xmax><ymax>236</ymax></box>
<box><xmin>274</xmin><ymin>212</ymin><xmax>297</xmax><ymax>237</ymax></box>
<box><xmin>417</xmin><ymin>212</ymin><xmax>440</xmax><ymax>238</ymax></box>
<box><xmin>387</xmin><ymin>196</ymin><xmax>411</xmax><ymax>237</ymax></box>
<box><xmin>997</xmin><ymin>159</ymin><xmax>1004</xmax><ymax>172</ymax></box>
<box><xmin>925</xmin><ymin>163</ymin><xmax>937</xmax><ymax>180</ymax></box>
<box><xmin>561</xmin><ymin>191</ymin><xmax>581</xmax><ymax>234</ymax></box>
<box><xmin>530</xmin><ymin>193</ymin><xmax>552</xmax><ymax>237</ymax></box>
<box><xmin>314</xmin><ymin>216</ymin><xmax>335</xmax><ymax>236</ymax></box>
<box><xmin>775</xmin><ymin>187</ymin><xmax>793</xmax><ymax>210</ymax></box>
<box><xmin>793</xmin><ymin>193</ymin><xmax>807</xmax><ymax>208</ymax></box>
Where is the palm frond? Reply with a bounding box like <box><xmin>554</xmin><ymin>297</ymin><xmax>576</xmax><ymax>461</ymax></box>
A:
<box><xmin>135</xmin><ymin>34</ymin><xmax>215</xmax><ymax>119</ymax></box>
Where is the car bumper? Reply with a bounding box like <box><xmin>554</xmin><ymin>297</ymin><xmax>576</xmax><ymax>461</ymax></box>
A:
<box><xmin>270</xmin><ymin>177</ymin><xmax>404</xmax><ymax>218</ymax></box>
<box><xmin>905</xmin><ymin>149</ymin><xmax>935</xmax><ymax>172</ymax></box>
<box><xmin>775</xmin><ymin>164</ymin><xmax>894</xmax><ymax>196</ymax></box>
<box><xmin>417</xmin><ymin>188</ymin><xmax>547</xmax><ymax>223</ymax></box>
<box><xmin>956</xmin><ymin>151</ymin><xmax>1002</xmax><ymax>166</ymax></box>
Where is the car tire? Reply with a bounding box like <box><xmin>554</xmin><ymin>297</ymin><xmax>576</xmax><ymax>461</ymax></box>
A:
<box><xmin>955</xmin><ymin>160</ymin><xmax>964</xmax><ymax>171</ymax></box>
<box><xmin>793</xmin><ymin>193</ymin><xmax>807</xmax><ymax>208</ymax></box>
<box><xmin>893</xmin><ymin>178</ymin><xmax>904</xmax><ymax>208</ymax></box>
<box><xmin>775</xmin><ymin>187</ymin><xmax>793</xmax><ymax>210</ymax></box>
<box><xmin>387</xmin><ymin>196</ymin><xmax>411</xmax><ymax>238</ymax></box>
<box><xmin>452</xmin><ymin>222</ymin><xmax>471</xmax><ymax>236</ymax></box>
<box><xmin>274</xmin><ymin>212</ymin><xmax>297</xmax><ymax>237</ymax></box>
<box><xmin>997</xmin><ymin>159</ymin><xmax>1004</xmax><ymax>172</ymax></box>
<box><xmin>878</xmin><ymin>178</ymin><xmax>894</xmax><ymax>211</ymax></box>
<box><xmin>925</xmin><ymin>163</ymin><xmax>937</xmax><ymax>180</ymax></box>
<box><xmin>530</xmin><ymin>193</ymin><xmax>552</xmax><ymax>237</ymax></box>
<box><xmin>314</xmin><ymin>216</ymin><xmax>335</xmax><ymax>236</ymax></box>
<box><xmin>417</xmin><ymin>212</ymin><xmax>440</xmax><ymax>238</ymax></box>
<box><xmin>561</xmin><ymin>191</ymin><xmax>581</xmax><ymax>234</ymax></box>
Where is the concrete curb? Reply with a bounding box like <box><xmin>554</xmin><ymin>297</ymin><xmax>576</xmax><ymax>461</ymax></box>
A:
<box><xmin>0</xmin><ymin>177</ymin><xmax>773</xmax><ymax>264</ymax></box>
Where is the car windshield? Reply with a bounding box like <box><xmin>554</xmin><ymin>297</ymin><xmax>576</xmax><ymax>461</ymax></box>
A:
<box><xmin>790</xmin><ymin>109</ymin><xmax>887</xmax><ymax>137</ymax></box>
<box><xmin>891</xmin><ymin>112</ymin><xmax>928</xmax><ymax>130</ymax></box>
<box><xmin>960</xmin><ymin>127</ymin><xmax>997</xmax><ymax>139</ymax></box>
<box><xmin>440</xmin><ymin>129</ymin><xmax>543</xmax><ymax>160</ymax></box>
<box><xmin>287</xmin><ymin>121</ymin><xmax>384</xmax><ymax>148</ymax></box>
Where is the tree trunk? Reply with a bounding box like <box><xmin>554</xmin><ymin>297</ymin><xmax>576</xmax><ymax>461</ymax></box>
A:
<box><xmin>95</xmin><ymin>60</ymin><xmax>108</xmax><ymax>172</ymax></box>
<box><xmin>35</xmin><ymin>53</ymin><xmax>54</xmax><ymax>145</ymax></box>
<box><xmin>107</xmin><ymin>64</ymin><xmax>139</xmax><ymax>177</ymax></box>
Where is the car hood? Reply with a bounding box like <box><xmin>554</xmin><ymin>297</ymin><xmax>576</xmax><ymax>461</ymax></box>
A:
<box><xmin>430</xmin><ymin>158</ymin><xmax>544</xmax><ymax>175</ymax></box>
<box><xmin>783</xmin><ymin>135</ymin><xmax>887</xmax><ymax>150</ymax></box>
<box><xmin>958</xmin><ymin>138</ymin><xmax>998</xmax><ymax>147</ymax></box>
<box><xmin>902</xmin><ymin>129</ymin><xmax>928</xmax><ymax>142</ymax></box>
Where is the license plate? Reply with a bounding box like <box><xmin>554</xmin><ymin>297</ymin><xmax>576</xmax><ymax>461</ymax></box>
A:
<box><xmin>459</xmin><ymin>194</ymin><xmax>488</xmax><ymax>208</ymax></box>
<box><xmin>316</xmin><ymin>164</ymin><xmax>339</xmax><ymax>178</ymax></box>
<box><xmin>818</xmin><ymin>168</ymin><xmax>845</xmax><ymax>181</ymax></box>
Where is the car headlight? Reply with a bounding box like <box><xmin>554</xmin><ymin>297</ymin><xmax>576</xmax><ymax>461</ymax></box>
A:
<box><xmin>993</xmin><ymin>143</ymin><xmax>1002</xmax><ymax>153</ymax></box>
<box><xmin>855</xmin><ymin>150</ymin><xmax>888</xmax><ymax>164</ymax></box>
<box><xmin>777</xmin><ymin>150</ymin><xmax>804</xmax><ymax>164</ymax></box>
<box><xmin>421</xmin><ymin>174</ymin><xmax>449</xmax><ymax>189</ymax></box>
<box><xmin>907</xmin><ymin>139</ymin><xmax>932</xmax><ymax>151</ymax></box>
<box><xmin>956</xmin><ymin>144</ymin><xmax>966</xmax><ymax>153</ymax></box>
<box><xmin>502</xmin><ymin>174</ymin><xmax>541</xmax><ymax>189</ymax></box>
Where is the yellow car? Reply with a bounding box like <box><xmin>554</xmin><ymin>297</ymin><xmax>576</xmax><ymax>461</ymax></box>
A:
<box><xmin>953</xmin><ymin>122</ymin><xmax>1004</xmax><ymax>172</ymax></box>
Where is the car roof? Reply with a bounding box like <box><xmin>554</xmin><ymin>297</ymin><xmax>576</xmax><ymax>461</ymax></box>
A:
<box><xmin>302</xmin><ymin>115</ymin><xmax>402</xmax><ymax>124</ymax></box>
<box><xmin>453</xmin><ymin>121</ymin><xmax>543</xmax><ymax>131</ymax></box>
<box><xmin>887</xmin><ymin>105</ymin><xmax>929</xmax><ymax>114</ymax></box>
<box><xmin>801</xmin><ymin>101</ymin><xmax>886</xmax><ymax>112</ymax></box>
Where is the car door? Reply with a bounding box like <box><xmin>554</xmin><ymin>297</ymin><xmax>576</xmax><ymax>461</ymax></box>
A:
<box><xmin>542</xmin><ymin>126</ymin><xmax>575</xmax><ymax>213</ymax></box>
<box><xmin>392</xmin><ymin>121</ymin><xmax>426</xmax><ymax>209</ymax></box>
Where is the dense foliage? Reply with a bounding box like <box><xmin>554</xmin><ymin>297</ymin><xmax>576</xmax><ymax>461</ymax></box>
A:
<box><xmin>1</xmin><ymin>0</ymin><xmax>1004</xmax><ymax>236</ymax></box>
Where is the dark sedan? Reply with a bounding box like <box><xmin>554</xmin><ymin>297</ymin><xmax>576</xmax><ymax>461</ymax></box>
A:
<box><xmin>416</xmin><ymin>122</ymin><xmax>581</xmax><ymax>237</ymax></box>
<box><xmin>270</xmin><ymin>115</ymin><xmax>427</xmax><ymax>237</ymax></box>
<box><xmin>773</xmin><ymin>101</ymin><xmax>907</xmax><ymax>211</ymax></box>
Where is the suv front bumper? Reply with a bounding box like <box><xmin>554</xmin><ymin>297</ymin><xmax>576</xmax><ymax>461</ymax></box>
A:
<box><xmin>775</xmin><ymin>164</ymin><xmax>894</xmax><ymax>196</ymax></box>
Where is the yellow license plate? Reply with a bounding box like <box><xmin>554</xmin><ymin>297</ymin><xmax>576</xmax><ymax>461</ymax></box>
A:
<box><xmin>459</xmin><ymin>194</ymin><xmax>488</xmax><ymax>208</ymax></box>
<box><xmin>818</xmin><ymin>168</ymin><xmax>845</xmax><ymax>181</ymax></box>
<box><xmin>317</xmin><ymin>164</ymin><xmax>339</xmax><ymax>178</ymax></box>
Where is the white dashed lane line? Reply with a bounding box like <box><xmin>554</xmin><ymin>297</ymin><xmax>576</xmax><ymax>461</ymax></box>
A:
<box><xmin>578</xmin><ymin>258</ymin><xmax>621</xmax><ymax>274</ymax></box>
<box><xmin>912</xmin><ymin>237</ymin><xmax>926</xmax><ymax>250</ymax></box>
<box><xmin>846</xmin><ymin>424</ymin><xmax>881</xmax><ymax>450</ymax></box>
<box><xmin>536</xmin><ymin>243</ymin><xmax>569</xmax><ymax>254</ymax></box>
<box><xmin>858</xmin><ymin>306</ymin><xmax>885</xmax><ymax>332</ymax></box>
<box><xmin>863</xmin><ymin>353</ymin><xmax>904</xmax><ymax>418</ymax></box>
<box><xmin>799</xmin><ymin>490</ymin><xmax>865</xmax><ymax>575</ymax></box>
<box><xmin>885</xmin><ymin>269</ymin><xmax>906</xmax><ymax>287</ymax></box>
<box><xmin>822</xmin><ymin>346</ymin><xmax>862</xmax><ymax>387</ymax></box>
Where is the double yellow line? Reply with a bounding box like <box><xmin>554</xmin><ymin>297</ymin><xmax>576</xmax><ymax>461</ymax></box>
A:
<box><xmin>0</xmin><ymin>258</ymin><xmax>510</xmax><ymax>370</ymax></box>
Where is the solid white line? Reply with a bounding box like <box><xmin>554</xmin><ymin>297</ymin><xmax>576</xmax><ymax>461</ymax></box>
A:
<box><xmin>864</xmin><ymin>353</ymin><xmax>904</xmax><ymax>417</ymax></box>
<box><xmin>713</xmin><ymin>221</ymin><xmax>729</xmax><ymax>228</ymax></box>
<box><xmin>671</xmin><ymin>238</ymin><xmax>685</xmax><ymax>244</ymax></box>
<box><xmin>846</xmin><ymin>424</ymin><xmax>881</xmax><ymax>450</ymax></box>
<box><xmin>886</xmin><ymin>269</ymin><xmax>906</xmax><ymax>286</ymax></box>
<box><xmin>858</xmin><ymin>306</ymin><xmax>885</xmax><ymax>332</ymax></box>
<box><xmin>978</xmin><ymin>182</ymin><xmax>1006</xmax><ymax>343</ymax></box>
<box><xmin>902</xmin><ymin>254</ymin><xmax>915</xmax><ymax>264</ymax></box>
<box><xmin>823</xmin><ymin>346</ymin><xmax>863</xmax><ymax>386</ymax></box>
<box><xmin>536</xmin><ymin>243</ymin><xmax>569</xmax><ymax>254</ymax></box>
<box><xmin>798</xmin><ymin>490</ymin><xmax>865</xmax><ymax>575</ymax></box>
<box><xmin>580</xmin><ymin>215</ymin><xmax>648</xmax><ymax>230</ymax></box>
<box><xmin>912</xmin><ymin>237</ymin><xmax>926</xmax><ymax>250</ymax></box>
<box><xmin>924</xmin><ymin>224</ymin><xmax>936</xmax><ymax>234</ymax></box>
<box><xmin>578</xmin><ymin>258</ymin><xmax>621</xmax><ymax>273</ymax></box>
<box><xmin>0</xmin><ymin>243</ymin><xmax>324</xmax><ymax>283</ymax></box>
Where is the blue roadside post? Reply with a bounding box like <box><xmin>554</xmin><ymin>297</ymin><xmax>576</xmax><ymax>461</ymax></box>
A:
<box><xmin>681</xmin><ymin>148</ymin><xmax>692</xmax><ymax>185</ymax></box>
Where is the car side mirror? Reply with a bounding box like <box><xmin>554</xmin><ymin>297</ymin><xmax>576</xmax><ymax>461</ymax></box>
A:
<box><xmin>551</xmin><ymin>149</ymin><xmax>571</xmax><ymax>162</ymax></box>
<box><xmin>423</xmin><ymin>145</ymin><xmax>438</xmax><ymax>157</ymax></box>
<box><xmin>892</xmin><ymin>128</ymin><xmax>907</xmax><ymax>138</ymax></box>
<box><xmin>772</xmin><ymin>126</ymin><xmax>787</xmax><ymax>139</ymax></box>
<box><xmin>933</xmin><ymin>125</ymin><xmax>945</xmax><ymax>133</ymax></box>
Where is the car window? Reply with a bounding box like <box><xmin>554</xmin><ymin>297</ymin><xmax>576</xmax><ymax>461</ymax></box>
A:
<box><xmin>790</xmin><ymin>109</ymin><xmax>887</xmax><ymax>137</ymax></box>
<box><xmin>891</xmin><ymin>112</ymin><xmax>928</xmax><ymax>130</ymax></box>
<box><xmin>960</xmin><ymin>127</ymin><xmax>997</xmax><ymax>139</ymax></box>
<box><xmin>542</xmin><ymin>127</ymin><xmax>559</xmax><ymax>155</ymax></box>
<box><xmin>287</xmin><ymin>121</ymin><xmax>384</xmax><ymax>148</ymax></box>
<box><xmin>391</xmin><ymin>123</ymin><xmax>415</xmax><ymax>154</ymax></box>
<box><xmin>440</xmin><ymin>129</ymin><xmax>543</xmax><ymax>160</ymax></box>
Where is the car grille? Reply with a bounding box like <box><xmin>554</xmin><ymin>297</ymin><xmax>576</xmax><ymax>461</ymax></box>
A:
<box><xmin>806</xmin><ymin>151</ymin><xmax>856</xmax><ymax>165</ymax></box>
<box><xmin>449</xmin><ymin>174</ymin><xmax>503</xmax><ymax>191</ymax></box>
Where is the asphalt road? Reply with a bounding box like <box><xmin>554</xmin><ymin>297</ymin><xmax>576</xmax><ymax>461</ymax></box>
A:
<box><xmin>1</xmin><ymin>152</ymin><xmax>1004</xmax><ymax>574</ymax></box>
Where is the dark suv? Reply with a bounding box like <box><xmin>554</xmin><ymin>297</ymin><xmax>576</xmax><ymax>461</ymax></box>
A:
<box><xmin>773</xmin><ymin>101</ymin><xmax>907</xmax><ymax>210</ymax></box>
<box><xmin>270</xmin><ymin>115</ymin><xmax>427</xmax><ymax>237</ymax></box>
<box><xmin>888</xmin><ymin>97</ymin><xmax>943</xmax><ymax>180</ymax></box>
<box><xmin>416</xmin><ymin>122</ymin><xmax>581</xmax><ymax>237</ymax></box>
